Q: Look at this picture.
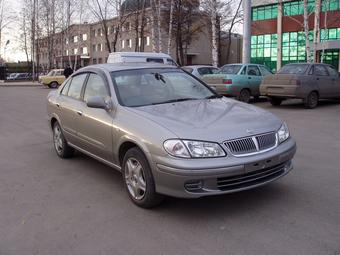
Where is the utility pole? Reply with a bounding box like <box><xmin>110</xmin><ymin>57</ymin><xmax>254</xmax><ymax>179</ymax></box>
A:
<box><xmin>242</xmin><ymin>0</ymin><xmax>251</xmax><ymax>64</ymax></box>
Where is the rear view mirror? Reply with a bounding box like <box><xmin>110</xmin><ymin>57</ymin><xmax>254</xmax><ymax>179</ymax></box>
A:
<box><xmin>86</xmin><ymin>96</ymin><xmax>112</xmax><ymax>111</ymax></box>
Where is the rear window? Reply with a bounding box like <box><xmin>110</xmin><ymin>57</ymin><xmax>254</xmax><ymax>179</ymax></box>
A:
<box><xmin>279</xmin><ymin>64</ymin><xmax>309</xmax><ymax>74</ymax></box>
<box><xmin>146</xmin><ymin>58</ymin><xmax>164</xmax><ymax>64</ymax></box>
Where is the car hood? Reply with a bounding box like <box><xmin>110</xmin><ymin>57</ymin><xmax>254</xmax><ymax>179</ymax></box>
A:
<box><xmin>127</xmin><ymin>98</ymin><xmax>282</xmax><ymax>142</ymax></box>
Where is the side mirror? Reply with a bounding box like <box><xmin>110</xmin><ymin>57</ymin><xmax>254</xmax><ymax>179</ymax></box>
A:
<box><xmin>86</xmin><ymin>96</ymin><xmax>113</xmax><ymax>111</ymax></box>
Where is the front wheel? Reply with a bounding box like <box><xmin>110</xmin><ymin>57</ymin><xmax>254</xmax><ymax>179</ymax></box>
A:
<box><xmin>304</xmin><ymin>91</ymin><xmax>319</xmax><ymax>109</ymax></box>
<box><xmin>237</xmin><ymin>89</ymin><xmax>251</xmax><ymax>103</ymax></box>
<box><xmin>122</xmin><ymin>147</ymin><xmax>164</xmax><ymax>208</ymax></box>
<box><xmin>49</xmin><ymin>81</ymin><xmax>58</xmax><ymax>89</ymax></box>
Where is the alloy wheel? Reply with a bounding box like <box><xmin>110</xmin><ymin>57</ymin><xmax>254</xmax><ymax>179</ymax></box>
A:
<box><xmin>53</xmin><ymin>125</ymin><xmax>63</xmax><ymax>155</ymax></box>
<box><xmin>125</xmin><ymin>157</ymin><xmax>146</xmax><ymax>200</ymax></box>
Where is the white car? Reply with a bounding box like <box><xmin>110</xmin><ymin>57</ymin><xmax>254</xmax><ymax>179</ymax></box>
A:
<box><xmin>182</xmin><ymin>65</ymin><xmax>220</xmax><ymax>79</ymax></box>
<box><xmin>107</xmin><ymin>52</ymin><xmax>178</xmax><ymax>66</ymax></box>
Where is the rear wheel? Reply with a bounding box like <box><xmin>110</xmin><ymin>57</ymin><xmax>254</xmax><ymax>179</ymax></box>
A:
<box><xmin>237</xmin><ymin>89</ymin><xmax>251</xmax><ymax>103</ymax></box>
<box><xmin>122</xmin><ymin>147</ymin><xmax>164</xmax><ymax>208</ymax></box>
<box><xmin>52</xmin><ymin>122</ymin><xmax>75</xmax><ymax>158</ymax></box>
<box><xmin>49</xmin><ymin>81</ymin><xmax>58</xmax><ymax>89</ymax></box>
<box><xmin>269</xmin><ymin>97</ymin><xmax>283</xmax><ymax>106</ymax></box>
<box><xmin>304</xmin><ymin>91</ymin><xmax>319</xmax><ymax>109</ymax></box>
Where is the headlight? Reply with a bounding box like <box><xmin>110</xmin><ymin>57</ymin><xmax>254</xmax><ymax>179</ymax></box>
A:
<box><xmin>164</xmin><ymin>139</ymin><xmax>226</xmax><ymax>158</ymax></box>
<box><xmin>277</xmin><ymin>122</ymin><xmax>290</xmax><ymax>143</ymax></box>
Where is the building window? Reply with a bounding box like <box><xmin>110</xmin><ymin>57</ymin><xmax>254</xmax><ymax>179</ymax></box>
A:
<box><xmin>250</xmin><ymin>34</ymin><xmax>277</xmax><ymax>71</ymax></box>
<box><xmin>126</xmin><ymin>39</ymin><xmax>132</xmax><ymax>48</ymax></box>
<box><xmin>98</xmin><ymin>43</ymin><xmax>102</xmax><ymax>51</ymax></box>
<box><xmin>65</xmin><ymin>38</ymin><xmax>69</xmax><ymax>45</ymax></box>
<box><xmin>74</xmin><ymin>36</ymin><xmax>78</xmax><ymax>43</ymax></box>
<box><xmin>98</xmin><ymin>28</ymin><xmax>102</xmax><ymax>36</ymax></box>
<box><xmin>320</xmin><ymin>28</ymin><xmax>340</xmax><ymax>41</ymax></box>
<box><xmin>93</xmin><ymin>58</ymin><xmax>97</xmax><ymax>64</ymax></box>
<box><xmin>82</xmin><ymin>47</ymin><xmax>88</xmax><ymax>55</ymax></box>
<box><xmin>66</xmin><ymin>49</ymin><xmax>69</xmax><ymax>56</ymax></box>
<box><xmin>146</xmin><ymin>36</ymin><xmax>150</xmax><ymax>46</ymax></box>
<box><xmin>283</xmin><ymin>0</ymin><xmax>314</xmax><ymax>16</ymax></box>
<box><xmin>252</xmin><ymin>4</ymin><xmax>277</xmax><ymax>21</ymax></box>
<box><xmin>322</xmin><ymin>0</ymin><xmax>340</xmax><ymax>11</ymax></box>
<box><xmin>98</xmin><ymin>58</ymin><xmax>103</xmax><ymax>64</ymax></box>
<box><xmin>281</xmin><ymin>31</ymin><xmax>313</xmax><ymax>66</ymax></box>
<box><xmin>121</xmin><ymin>40</ymin><xmax>125</xmax><ymax>49</ymax></box>
<box><xmin>92</xmin><ymin>44</ymin><xmax>96</xmax><ymax>52</ymax></box>
<box><xmin>82</xmin><ymin>34</ymin><xmax>87</xmax><ymax>41</ymax></box>
<box><xmin>73</xmin><ymin>48</ymin><xmax>78</xmax><ymax>55</ymax></box>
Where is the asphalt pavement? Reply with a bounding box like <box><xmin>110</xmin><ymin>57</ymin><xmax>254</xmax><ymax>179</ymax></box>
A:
<box><xmin>0</xmin><ymin>86</ymin><xmax>339</xmax><ymax>255</ymax></box>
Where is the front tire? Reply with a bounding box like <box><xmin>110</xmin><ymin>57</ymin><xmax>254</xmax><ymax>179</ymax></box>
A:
<box><xmin>304</xmin><ymin>91</ymin><xmax>319</xmax><ymax>109</ymax></box>
<box><xmin>49</xmin><ymin>81</ymin><xmax>58</xmax><ymax>89</ymax></box>
<box><xmin>52</xmin><ymin>122</ymin><xmax>75</xmax><ymax>158</ymax></box>
<box><xmin>122</xmin><ymin>147</ymin><xmax>164</xmax><ymax>208</ymax></box>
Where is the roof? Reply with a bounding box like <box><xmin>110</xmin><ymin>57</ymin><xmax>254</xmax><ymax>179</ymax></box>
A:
<box><xmin>183</xmin><ymin>65</ymin><xmax>218</xmax><ymax>69</ymax></box>
<box><xmin>108</xmin><ymin>52</ymin><xmax>172</xmax><ymax>58</ymax></box>
<box><xmin>252</xmin><ymin>0</ymin><xmax>294</xmax><ymax>7</ymax></box>
<box><xmin>79</xmin><ymin>63</ymin><xmax>179</xmax><ymax>73</ymax></box>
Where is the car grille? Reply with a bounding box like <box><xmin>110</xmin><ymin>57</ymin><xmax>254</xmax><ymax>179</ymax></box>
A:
<box><xmin>224</xmin><ymin>132</ymin><xmax>277</xmax><ymax>156</ymax></box>
<box><xmin>217</xmin><ymin>163</ymin><xmax>286</xmax><ymax>191</ymax></box>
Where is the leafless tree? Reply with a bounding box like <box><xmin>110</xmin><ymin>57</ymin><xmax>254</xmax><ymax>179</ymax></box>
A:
<box><xmin>0</xmin><ymin>0</ymin><xmax>15</xmax><ymax>60</ymax></box>
<box><xmin>167</xmin><ymin>0</ymin><xmax>174</xmax><ymax>55</ymax></box>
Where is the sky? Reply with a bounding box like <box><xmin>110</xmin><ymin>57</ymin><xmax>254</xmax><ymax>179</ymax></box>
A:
<box><xmin>3</xmin><ymin>0</ymin><xmax>244</xmax><ymax>63</ymax></box>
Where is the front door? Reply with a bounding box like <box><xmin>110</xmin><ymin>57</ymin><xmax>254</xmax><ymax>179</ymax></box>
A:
<box><xmin>247</xmin><ymin>65</ymin><xmax>262</xmax><ymax>95</ymax></box>
<box><xmin>314</xmin><ymin>64</ymin><xmax>333</xmax><ymax>98</ymax></box>
<box><xmin>77</xmin><ymin>73</ymin><xmax>114</xmax><ymax>162</ymax></box>
<box><xmin>325</xmin><ymin>65</ymin><xmax>340</xmax><ymax>97</ymax></box>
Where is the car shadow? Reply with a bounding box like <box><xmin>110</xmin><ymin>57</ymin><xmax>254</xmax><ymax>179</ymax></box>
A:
<box><xmin>278</xmin><ymin>99</ymin><xmax>340</xmax><ymax>109</ymax></box>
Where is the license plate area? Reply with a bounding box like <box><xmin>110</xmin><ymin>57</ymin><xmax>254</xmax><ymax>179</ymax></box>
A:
<box><xmin>245</xmin><ymin>156</ymin><xmax>280</xmax><ymax>173</ymax></box>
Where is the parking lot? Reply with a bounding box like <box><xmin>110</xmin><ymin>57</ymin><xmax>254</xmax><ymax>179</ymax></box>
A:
<box><xmin>0</xmin><ymin>86</ymin><xmax>339</xmax><ymax>255</ymax></box>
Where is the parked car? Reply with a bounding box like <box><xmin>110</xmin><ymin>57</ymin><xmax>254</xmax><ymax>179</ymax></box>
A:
<box><xmin>202</xmin><ymin>64</ymin><xmax>273</xmax><ymax>103</ymax></box>
<box><xmin>260</xmin><ymin>63</ymin><xmax>340</xmax><ymax>109</ymax></box>
<box><xmin>47</xmin><ymin>63</ymin><xmax>296</xmax><ymax>208</ymax></box>
<box><xmin>107</xmin><ymin>52</ymin><xmax>178</xmax><ymax>66</ymax></box>
<box><xmin>7</xmin><ymin>73</ymin><xmax>18</xmax><ymax>80</ymax></box>
<box><xmin>182</xmin><ymin>65</ymin><xmax>220</xmax><ymax>79</ymax></box>
<box><xmin>39</xmin><ymin>69</ymin><xmax>66</xmax><ymax>88</ymax></box>
<box><xmin>9</xmin><ymin>73</ymin><xmax>31</xmax><ymax>81</ymax></box>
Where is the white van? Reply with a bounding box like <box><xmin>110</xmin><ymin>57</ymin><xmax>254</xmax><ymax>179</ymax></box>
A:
<box><xmin>107</xmin><ymin>52</ymin><xmax>178</xmax><ymax>66</ymax></box>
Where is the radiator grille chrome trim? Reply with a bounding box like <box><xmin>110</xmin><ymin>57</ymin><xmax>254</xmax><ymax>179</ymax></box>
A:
<box><xmin>224</xmin><ymin>132</ymin><xmax>278</xmax><ymax>157</ymax></box>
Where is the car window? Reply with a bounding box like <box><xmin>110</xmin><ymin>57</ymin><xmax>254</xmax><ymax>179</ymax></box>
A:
<box><xmin>240</xmin><ymin>66</ymin><xmax>247</xmax><ymax>75</ymax></box>
<box><xmin>83</xmin><ymin>74</ymin><xmax>110</xmax><ymax>102</ymax></box>
<box><xmin>247</xmin><ymin>65</ymin><xmax>261</xmax><ymax>76</ymax></box>
<box><xmin>146</xmin><ymin>58</ymin><xmax>164</xmax><ymax>64</ymax></box>
<box><xmin>325</xmin><ymin>66</ymin><xmax>338</xmax><ymax>76</ymax></box>
<box><xmin>279</xmin><ymin>64</ymin><xmax>309</xmax><ymax>74</ymax></box>
<box><xmin>221</xmin><ymin>65</ymin><xmax>242</xmax><ymax>74</ymax></box>
<box><xmin>111</xmin><ymin>68</ymin><xmax>214</xmax><ymax>107</ymax></box>
<box><xmin>166</xmin><ymin>59</ymin><xmax>177</xmax><ymax>66</ymax></box>
<box><xmin>56</xmin><ymin>71</ymin><xmax>62</xmax><ymax>76</ymax></box>
<box><xmin>67</xmin><ymin>74</ymin><xmax>87</xmax><ymax>100</ymax></box>
<box><xmin>314</xmin><ymin>65</ymin><xmax>328</xmax><ymax>76</ymax></box>
<box><xmin>259</xmin><ymin>66</ymin><xmax>272</xmax><ymax>76</ymax></box>
<box><xmin>61</xmin><ymin>79</ymin><xmax>72</xmax><ymax>95</ymax></box>
<box><xmin>198</xmin><ymin>67</ymin><xmax>213</xmax><ymax>76</ymax></box>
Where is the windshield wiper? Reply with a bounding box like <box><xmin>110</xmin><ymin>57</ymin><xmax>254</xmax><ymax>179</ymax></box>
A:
<box><xmin>152</xmin><ymin>98</ymin><xmax>198</xmax><ymax>105</ymax></box>
<box><xmin>205</xmin><ymin>94</ymin><xmax>223</xmax><ymax>99</ymax></box>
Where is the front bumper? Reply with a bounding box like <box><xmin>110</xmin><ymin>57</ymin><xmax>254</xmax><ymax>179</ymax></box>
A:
<box><xmin>151</xmin><ymin>138</ymin><xmax>296</xmax><ymax>198</ymax></box>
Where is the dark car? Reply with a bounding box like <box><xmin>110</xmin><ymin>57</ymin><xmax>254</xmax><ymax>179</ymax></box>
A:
<box><xmin>260</xmin><ymin>63</ymin><xmax>340</xmax><ymax>109</ymax></box>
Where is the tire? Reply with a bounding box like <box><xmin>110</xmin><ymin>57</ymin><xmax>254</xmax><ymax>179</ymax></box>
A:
<box><xmin>237</xmin><ymin>89</ymin><xmax>251</xmax><ymax>103</ymax></box>
<box><xmin>122</xmin><ymin>147</ymin><xmax>164</xmax><ymax>208</ymax></box>
<box><xmin>304</xmin><ymin>91</ymin><xmax>319</xmax><ymax>109</ymax></box>
<box><xmin>52</xmin><ymin>122</ymin><xmax>75</xmax><ymax>158</ymax></box>
<box><xmin>49</xmin><ymin>81</ymin><xmax>58</xmax><ymax>89</ymax></box>
<box><xmin>269</xmin><ymin>97</ymin><xmax>283</xmax><ymax>106</ymax></box>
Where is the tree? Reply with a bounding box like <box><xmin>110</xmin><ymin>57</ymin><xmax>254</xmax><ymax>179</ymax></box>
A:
<box><xmin>0</xmin><ymin>0</ymin><xmax>15</xmax><ymax>60</ymax></box>
<box><xmin>167</xmin><ymin>0</ymin><xmax>174</xmax><ymax>55</ymax></box>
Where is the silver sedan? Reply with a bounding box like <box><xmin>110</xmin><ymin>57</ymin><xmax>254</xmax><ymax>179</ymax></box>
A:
<box><xmin>47</xmin><ymin>63</ymin><xmax>296</xmax><ymax>208</ymax></box>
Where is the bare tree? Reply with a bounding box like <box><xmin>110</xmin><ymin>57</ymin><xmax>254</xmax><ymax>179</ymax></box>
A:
<box><xmin>0</xmin><ymin>0</ymin><xmax>15</xmax><ymax>60</ymax></box>
<box><xmin>303</xmin><ymin>0</ymin><xmax>312</xmax><ymax>62</ymax></box>
<box><xmin>167</xmin><ymin>0</ymin><xmax>174</xmax><ymax>55</ymax></box>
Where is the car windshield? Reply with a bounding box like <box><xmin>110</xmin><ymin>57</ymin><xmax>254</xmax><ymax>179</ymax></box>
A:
<box><xmin>47</xmin><ymin>70</ymin><xmax>55</xmax><ymax>76</ymax></box>
<box><xmin>111</xmin><ymin>68</ymin><xmax>215</xmax><ymax>107</ymax></box>
<box><xmin>278</xmin><ymin>64</ymin><xmax>309</xmax><ymax>74</ymax></box>
<box><xmin>221</xmin><ymin>65</ymin><xmax>242</xmax><ymax>74</ymax></box>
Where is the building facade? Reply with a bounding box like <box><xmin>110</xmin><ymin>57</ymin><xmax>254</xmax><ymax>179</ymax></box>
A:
<box><xmin>251</xmin><ymin>0</ymin><xmax>340</xmax><ymax>71</ymax></box>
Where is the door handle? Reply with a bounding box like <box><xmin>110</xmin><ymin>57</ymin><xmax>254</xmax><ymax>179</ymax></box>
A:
<box><xmin>76</xmin><ymin>110</ymin><xmax>83</xmax><ymax>116</ymax></box>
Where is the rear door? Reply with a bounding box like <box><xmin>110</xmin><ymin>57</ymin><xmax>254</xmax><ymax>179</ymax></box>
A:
<box><xmin>57</xmin><ymin>73</ymin><xmax>88</xmax><ymax>145</ymax></box>
<box><xmin>314</xmin><ymin>64</ymin><xmax>333</xmax><ymax>98</ymax></box>
<box><xmin>247</xmin><ymin>65</ymin><xmax>262</xmax><ymax>95</ymax></box>
<box><xmin>325</xmin><ymin>65</ymin><xmax>340</xmax><ymax>97</ymax></box>
<box><xmin>77</xmin><ymin>73</ymin><xmax>114</xmax><ymax>162</ymax></box>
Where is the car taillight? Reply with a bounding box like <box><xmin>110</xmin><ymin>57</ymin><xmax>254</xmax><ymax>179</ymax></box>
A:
<box><xmin>223</xmin><ymin>79</ymin><xmax>232</xmax><ymax>85</ymax></box>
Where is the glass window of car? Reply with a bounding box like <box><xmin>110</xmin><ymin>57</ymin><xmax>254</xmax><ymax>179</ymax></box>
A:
<box><xmin>83</xmin><ymin>74</ymin><xmax>110</xmax><ymax>102</ymax></box>
<box><xmin>240</xmin><ymin>66</ymin><xmax>247</xmax><ymax>75</ymax></box>
<box><xmin>166</xmin><ymin>59</ymin><xmax>177</xmax><ymax>66</ymax></box>
<box><xmin>67</xmin><ymin>74</ymin><xmax>87</xmax><ymax>100</ymax></box>
<box><xmin>221</xmin><ymin>65</ymin><xmax>242</xmax><ymax>74</ymax></box>
<box><xmin>47</xmin><ymin>70</ymin><xmax>55</xmax><ymax>76</ymax></box>
<box><xmin>61</xmin><ymin>79</ymin><xmax>72</xmax><ymax>95</ymax></box>
<box><xmin>259</xmin><ymin>66</ymin><xmax>272</xmax><ymax>76</ymax></box>
<box><xmin>111</xmin><ymin>69</ymin><xmax>214</xmax><ymax>107</ymax></box>
<box><xmin>279</xmin><ymin>64</ymin><xmax>309</xmax><ymax>74</ymax></box>
<box><xmin>198</xmin><ymin>67</ymin><xmax>219</xmax><ymax>76</ymax></box>
<box><xmin>247</xmin><ymin>65</ymin><xmax>261</xmax><ymax>76</ymax></box>
<box><xmin>314</xmin><ymin>65</ymin><xmax>328</xmax><ymax>76</ymax></box>
<box><xmin>325</xmin><ymin>65</ymin><xmax>338</xmax><ymax>76</ymax></box>
<box><xmin>146</xmin><ymin>58</ymin><xmax>164</xmax><ymax>64</ymax></box>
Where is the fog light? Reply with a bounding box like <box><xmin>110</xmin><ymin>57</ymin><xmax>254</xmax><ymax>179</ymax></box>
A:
<box><xmin>184</xmin><ymin>180</ymin><xmax>203</xmax><ymax>192</ymax></box>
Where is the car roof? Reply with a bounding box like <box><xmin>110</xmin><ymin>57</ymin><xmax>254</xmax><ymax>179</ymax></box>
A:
<box><xmin>183</xmin><ymin>65</ymin><xmax>218</xmax><ymax>69</ymax></box>
<box><xmin>78</xmin><ymin>63</ymin><xmax>179</xmax><ymax>73</ymax></box>
<box><xmin>108</xmin><ymin>52</ymin><xmax>172</xmax><ymax>58</ymax></box>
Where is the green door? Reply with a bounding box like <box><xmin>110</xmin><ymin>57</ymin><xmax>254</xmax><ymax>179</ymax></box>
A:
<box><xmin>246</xmin><ymin>65</ymin><xmax>262</xmax><ymax>96</ymax></box>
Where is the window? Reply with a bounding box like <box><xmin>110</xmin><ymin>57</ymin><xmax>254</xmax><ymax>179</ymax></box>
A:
<box><xmin>251</xmin><ymin>34</ymin><xmax>277</xmax><ymax>71</ymax></box>
<box><xmin>322</xmin><ymin>0</ymin><xmax>340</xmax><ymax>11</ymax></box>
<box><xmin>126</xmin><ymin>39</ymin><xmax>131</xmax><ymax>48</ymax></box>
<box><xmin>82</xmin><ymin>47</ymin><xmax>88</xmax><ymax>55</ymax></box>
<box><xmin>73</xmin><ymin>48</ymin><xmax>78</xmax><ymax>55</ymax></box>
<box><xmin>98</xmin><ymin>28</ymin><xmax>102</xmax><ymax>36</ymax></box>
<box><xmin>146</xmin><ymin>58</ymin><xmax>164</xmax><ymax>64</ymax></box>
<box><xmin>283</xmin><ymin>0</ymin><xmax>314</xmax><ymax>16</ymax></box>
<box><xmin>247</xmin><ymin>65</ymin><xmax>261</xmax><ymax>76</ymax></box>
<box><xmin>74</xmin><ymin>36</ymin><xmax>78</xmax><ymax>43</ymax></box>
<box><xmin>98</xmin><ymin>44</ymin><xmax>102</xmax><ymax>51</ymax></box>
<box><xmin>146</xmin><ymin>36</ymin><xmax>150</xmax><ymax>46</ymax></box>
<box><xmin>252</xmin><ymin>4</ymin><xmax>277</xmax><ymax>21</ymax></box>
<box><xmin>198</xmin><ymin>67</ymin><xmax>218</xmax><ymax>76</ymax></box>
<box><xmin>82</xmin><ymin>34</ymin><xmax>87</xmax><ymax>41</ymax></box>
<box><xmin>259</xmin><ymin>66</ymin><xmax>272</xmax><ymax>76</ymax></box>
<box><xmin>67</xmin><ymin>74</ymin><xmax>87</xmax><ymax>100</ymax></box>
<box><xmin>221</xmin><ymin>65</ymin><xmax>242</xmax><ymax>74</ymax></box>
<box><xmin>166</xmin><ymin>59</ymin><xmax>177</xmax><ymax>66</ymax></box>
<box><xmin>92</xmin><ymin>44</ymin><xmax>96</xmax><ymax>52</ymax></box>
<box><xmin>279</xmin><ymin>64</ymin><xmax>309</xmax><ymax>74</ymax></box>
<box><xmin>93</xmin><ymin>59</ymin><xmax>97</xmax><ymax>64</ymax></box>
<box><xmin>121</xmin><ymin>40</ymin><xmax>125</xmax><ymax>49</ymax></box>
<box><xmin>61</xmin><ymin>79</ymin><xmax>72</xmax><ymax>95</ymax></box>
<box><xmin>182</xmin><ymin>67</ymin><xmax>193</xmax><ymax>73</ymax></box>
<box><xmin>66</xmin><ymin>49</ymin><xmax>69</xmax><ymax>56</ymax></box>
<box><xmin>83</xmin><ymin>74</ymin><xmax>109</xmax><ymax>102</ymax></box>
<box><xmin>314</xmin><ymin>65</ymin><xmax>329</xmax><ymax>76</ymax></box>
<box><xmin>325</xmin><ymin>65</ymin><xmax>338</xmax><ymax>76</ymax></box>
<box><xmin>98</xmin><ymin>58</ymin><xmax>103</xmax><ymax>64</ymax></box>
<box><xmin>320</xmin><ymin>28</ymin><xmax>340</xmax><ymax>41</ymax></box>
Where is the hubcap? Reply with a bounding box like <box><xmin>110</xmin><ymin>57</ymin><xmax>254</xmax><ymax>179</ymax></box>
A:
<box><xmin>125</xmin><ymin>158</ymin><xmax>146</xmax><ymax>200</ymax></box>
<box><xmin>53</xmin><ymin>125</ymin><xmax>63</xmax><ymax>154</ymax></box>
<box><xmin>240</xmin><ymin>90</ymin><xmax>250</xmax><ymax>102</ymax></box>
